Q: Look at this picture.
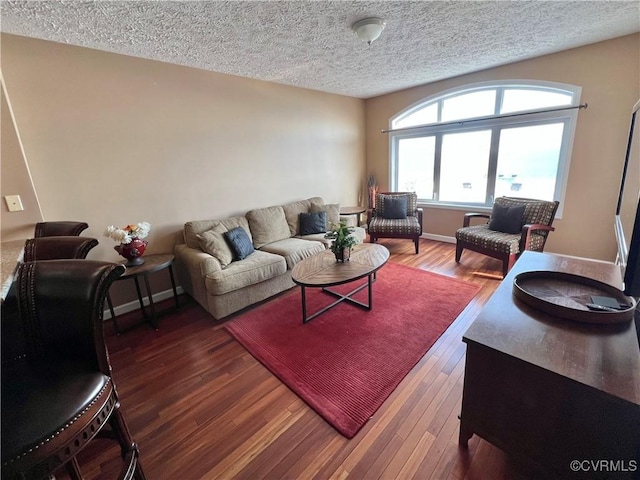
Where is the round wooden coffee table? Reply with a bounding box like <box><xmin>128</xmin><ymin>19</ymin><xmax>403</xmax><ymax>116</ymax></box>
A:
<box><xmin>291</xmin><ymin>243</ymin><xmax>389</xmax><ymax>323</ymax></box>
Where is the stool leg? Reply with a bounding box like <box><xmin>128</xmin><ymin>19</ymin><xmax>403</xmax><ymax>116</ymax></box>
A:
<box><xmin>65</xmin><ymin>457</ymin><xmax>83</xmax><ymax>480</ymax></box>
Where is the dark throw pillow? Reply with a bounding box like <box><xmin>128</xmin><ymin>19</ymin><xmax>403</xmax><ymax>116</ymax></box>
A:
<box><xmin>299</xmin><ymin>211</ymin><xmax>327</xmax><ymax>235</ymax></box>
<box><xmin>224</xmin><ymin>226</ymin><xmax>255</xmax><ymax>260</ymax></box>
<box><xmin>382</xmin><ymin>196</ymin><xmax>408</xmax><ymax>219</ymax></box>
<box><xmin>488</xmin><ymin>203</ymin><xmax>526</xmax><ymax>234</ymax></box>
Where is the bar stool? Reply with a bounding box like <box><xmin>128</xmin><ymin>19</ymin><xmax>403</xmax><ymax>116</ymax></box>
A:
<box><xmin>23</xmin><ymin>236</ymin><xmax>98</xmax><ymax>261</ymax></box>
<box><xmin>1</xmin><ymin>260</ymin><xmax>146</xmax><ymax>480</ymax></box>
<box><xmin>34</xmin><ymin>221</ymin><xmax>89</xmax><ymax>237</ymax></box>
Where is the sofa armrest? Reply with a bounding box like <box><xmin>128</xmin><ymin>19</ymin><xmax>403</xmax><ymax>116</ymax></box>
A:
<box><xmin>463</xmin><ymin>213</ymin><xmax>490</xmax><ymax>227</ymax></box>
<box><xmin>174</xmin><ymin>243</ymin><xmax>222</xmax><ymax>308</ymax></box>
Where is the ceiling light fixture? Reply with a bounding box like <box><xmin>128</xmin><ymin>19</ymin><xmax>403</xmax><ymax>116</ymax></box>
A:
<box><xmin>352</xmin><ymin>17</ymin><xmax>386</xmax><ymax>46</ymax></box>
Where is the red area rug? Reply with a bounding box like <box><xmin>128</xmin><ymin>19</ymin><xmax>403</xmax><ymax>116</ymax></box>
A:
<box><xmin>224</xmin><ymin>262</ymin><xmax>481</xmax><ymax>438</ymax></box>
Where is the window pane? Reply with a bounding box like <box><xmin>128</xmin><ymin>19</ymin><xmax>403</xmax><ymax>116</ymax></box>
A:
<box><xmin>501</xmin><ymin>89</ymin><xmax>572</xmax><ymax>114</ymax></box>
<box><xmin>397</xmin><ymin>137</ymin><xmax>435</xmax><ymax>199</ymax></box>
<box><xmin>495</xmin><ymin>123</ymin><xmax>564</xmax><ymax>200</ymax></box>
<box><xmin>394</xmin><ymin>103</ymin><xmax>438</xmax><ymax>129</ymax></box>
<box><xmin>441</xmin><ymin>90</ymin><xmax>496</xmax><ymax>122</ymax></box>
<box><xmin>440</xmin><ymin>130</ymin><xmax>492</xmax><ymax>202</ymax></box>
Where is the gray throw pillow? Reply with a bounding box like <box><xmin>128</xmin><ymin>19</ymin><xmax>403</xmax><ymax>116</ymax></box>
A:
<box><xmin>488</xmin><ymin>203</ymin><xmax>526</xmax><ymax>234</ymax></box>
<box><xmin>299</xmin><ymin>211</ymin><xmax>327</xmax><ymax>235</ymax></box>
<box><xmin>382</xmin><ymin>196</ymin><xmax>408</xmax><ymax>219</ymax></box>
<box><xmin>224</xmin><ymin>226</ymin><xmax>255</xmax><ymax>260</ymax></box>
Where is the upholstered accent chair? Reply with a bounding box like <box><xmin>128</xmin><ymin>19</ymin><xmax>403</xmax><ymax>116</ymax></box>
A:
<box><xmin>34</xmin><ymin>221</ymin><xmax>89</xmax><ymax>237</ymax></box>
<box><xmin>367</xmin><ymin>192</ymin><xmax>423</xmax><ymax>253</ymax></box>
<box><xmin>455</xmin><ymin>196</ymin><xmax>559</xmax><ymax>277</ymax></box>
<box><xmin>23</xmin><ymin>236</ymin><xmax>99</xmax><ymax>262</ymax></box>
<box><xmin>1</xmin><ymin>260</ymin><xmax>146</xmax><ymax>480</ymax></box>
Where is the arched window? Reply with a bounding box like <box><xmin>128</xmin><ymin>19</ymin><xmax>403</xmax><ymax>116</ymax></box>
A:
<box><xmin>389</xmin><ymin>81</ymin><xmax>582</xmax><ymax>214</ymax></box>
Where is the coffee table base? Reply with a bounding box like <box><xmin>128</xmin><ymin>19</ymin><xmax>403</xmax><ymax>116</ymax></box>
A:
<box><xmin>300</xmin><ymin>273</ymin><xmax>375</xmax><ymax>323</ymax></box>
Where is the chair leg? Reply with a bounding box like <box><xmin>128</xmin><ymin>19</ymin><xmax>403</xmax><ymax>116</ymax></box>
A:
<box><xmin>503</xmin><ymin>254</ymin><xmax>517</xmax><ymax>277</ymax></box>
<box><xmin>414</xmin><ymin>237</ymin><xmax>419</xmax><ymax>254</ymax></box>
<box><xmin>455</xmin><ymin>243</ymin><xmax>463</xmax><ymax>262</ymax></box>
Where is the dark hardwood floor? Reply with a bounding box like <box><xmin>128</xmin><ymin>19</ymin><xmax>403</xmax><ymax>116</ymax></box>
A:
<box><xmin>66</xmin><ymin>239</ymin><xmax>540</xmax><ymax>479</ymax></box>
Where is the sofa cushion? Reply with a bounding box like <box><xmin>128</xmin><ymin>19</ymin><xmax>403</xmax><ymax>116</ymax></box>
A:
<box><xmin>311</xmin><ymin>201</ymin><xmax>340</xmax><ymax>227</ymax></box>
<box><xmin>259</xmin><ymin>238</ymin><xmax>325</xmax><ymax>269</ymax></box>
<box><xmin>382</xmin><ymin>196</ymin><xmax>408</xmax><ymax>219</ymax></box>
<box><xmin>299</xmin><ymin>211</ymin><xmax>327</xmax><ymax>235</ymax></box>
<box><xmin>282</xmin><ymin>199</ymin><xmax>312</xmax><ymax>236</ymax></box>
<box><xmin>298</xmin><ymin>225</ymin><xmax>366</xmax><ymax>248</ymax></box>
<box><xmin>205</xmin><ymin>250</ymin><xmax>287</xmax><ymax>295</ymax></box>
<box><xmin>197</xmin><ymin>225</ymin><xmax>234</xmax><ymax>267</ymax></box>
<box><xmin>488</xmin><ymin>203</ymin><xmax>525</xmax><ymax>234</ymax></box>
<box><xmin>298</xmin><ymin>233</ymin><xmax>332</xmax><ymax>248</ymax></box>
<box><xmin>246</xmin><ymin>206</ymin><xmax>291</xmax><ymax>249</ymax></box>
<box><xmin>184</xmin><ymin>216</ymin><xmax>251</xmax><ymax>250</ymax></box>
<box><xmin>224</xmin><ymin>226</ymin><xmax>255</xmax><ymax>260</ymax></box>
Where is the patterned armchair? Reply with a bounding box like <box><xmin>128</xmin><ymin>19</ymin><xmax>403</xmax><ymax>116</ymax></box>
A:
<box><xmin>367</xmin><ymin>192</ymin><xmax>423</xmax><ymax>253</ymax></box>
<box><xmin>455</xmin><ymin>196</ymin><xmax>559</xmax><ymax>277</ymax></box>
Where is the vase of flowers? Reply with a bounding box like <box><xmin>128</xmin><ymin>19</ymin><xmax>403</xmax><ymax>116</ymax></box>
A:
<box><xmin>324</xmin><ymin>221</ymin><xmax>359</xmax><ymax>262</ymax></box>
<box><xmin>104</xmin><ymin>222</ymin><xmax>151</xmax><ymax>266</ymax></box>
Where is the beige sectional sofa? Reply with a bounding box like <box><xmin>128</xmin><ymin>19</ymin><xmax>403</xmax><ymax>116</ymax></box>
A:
<box><xmin>174</xmin><ymin>197</ymin><xmax>366</xmax><ymax>320</ymax></box>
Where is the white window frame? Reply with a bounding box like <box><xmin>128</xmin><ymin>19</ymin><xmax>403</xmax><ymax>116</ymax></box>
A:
<box><xmin>388</xmin><ymin>80</ymin><xmax>582</xmax><ymax>218</ymax></box>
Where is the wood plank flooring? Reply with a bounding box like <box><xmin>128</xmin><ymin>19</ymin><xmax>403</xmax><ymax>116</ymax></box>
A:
<box><xmin>65</xmin><ymin>239</ymin><xmax>541</xmax><ymax>479</ymax></box>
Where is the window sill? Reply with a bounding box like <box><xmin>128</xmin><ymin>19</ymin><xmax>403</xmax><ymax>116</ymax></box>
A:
<box><xmin>417</xmin><ymin>202</ymin><xmax>492</xmax><ymax>214</ymax></box>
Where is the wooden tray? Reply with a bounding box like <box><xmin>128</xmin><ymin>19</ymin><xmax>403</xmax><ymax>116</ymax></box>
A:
<box><xmin>513</xmin><ymin>270</ymin><xmax>636</xmax><ymax>324</ymax></box>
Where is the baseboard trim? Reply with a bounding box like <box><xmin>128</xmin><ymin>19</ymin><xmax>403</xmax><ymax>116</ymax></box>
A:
<box><xmin>103</xmin><ymin>286</ymin><xmax>184</xmax><ymax>320</ymax></box>
<box><xmin>422</xmin><ymin>233</ymin><xmax>456</xmax><ymax>244</ymax></box>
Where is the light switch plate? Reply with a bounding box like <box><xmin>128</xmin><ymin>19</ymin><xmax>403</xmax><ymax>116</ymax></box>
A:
<box><xmin>5</xmin><ymin>195</ymin><xmax>24</xmax><ymax>212</ymax></box>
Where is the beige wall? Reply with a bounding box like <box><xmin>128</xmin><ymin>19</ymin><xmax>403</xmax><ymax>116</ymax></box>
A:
<box><xmin>1</xmin><ymin>34</ymin><xmax>366</xmax><ymax>282</ymax></box>
<box><xmin>1</xmin><ymin>78</ymin><xmax>43</xmax><ymax>239</ymax></box>
<box><xmin>1</xmin><ymin>33</ymin><xmax>365</xmax><ymax>304</ymax></box>
<box><xmin>366</xmin><ymin>34</ymin><xmax>640</xmax><ymax>261</ymax></box>
<box><xmin>2</xmin><ymin>32</ymin><xmax>639</xmax><ymax>307</ymax></box>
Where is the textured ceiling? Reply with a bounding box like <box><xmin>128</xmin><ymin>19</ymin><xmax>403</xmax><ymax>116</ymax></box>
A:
<box><xmin>1</xmin><ymin>1</ymin><xmax>639</xmax><ymax>98</ymax></box>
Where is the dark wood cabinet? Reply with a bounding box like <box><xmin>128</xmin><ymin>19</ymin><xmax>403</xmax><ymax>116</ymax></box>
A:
<box><xmin>459</xmin><ymin>251</ymin><xmax>640</xmax><ymax>479</ymax></box>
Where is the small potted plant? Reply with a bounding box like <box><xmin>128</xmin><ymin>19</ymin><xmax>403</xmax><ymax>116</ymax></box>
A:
<box><xmin>325</xmin><ymin>221</ymin><xmax>359</xmax><ymax>262</ymax></box>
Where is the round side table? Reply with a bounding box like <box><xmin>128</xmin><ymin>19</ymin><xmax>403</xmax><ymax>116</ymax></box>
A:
<box><xmin>106</xmin><ymin>253</ymin><xmax>179</xmax><ymax>333</ymax></box>
<box><xmin>339</xmin><ymin>206</ymin><xmax>367</xmax><ymax>227</ymax></box>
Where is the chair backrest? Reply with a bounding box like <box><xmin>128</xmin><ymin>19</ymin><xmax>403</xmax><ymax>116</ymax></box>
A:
<box><xmin>23</xmin><ymin>236</ymin><xmax>99</xmax><ymax>262</ymax></box>
<box><xmin>14</xmin><ymin>260</ymin><xmax>125</xmax><ymax>373</ymax></box>
<box><xmin>34</xmin><ymin>221</ymin><xmax>89</xmax><ymax>238</ymax></box>
<box><xmin>375</xmin><ymin>192</ymin><xmax>418</xmax><ymax>218</ymax></box>
<box><xmin>494</xmin><ymin>196</ymin><xmax>559</xmax><ymax>232</ymax></box>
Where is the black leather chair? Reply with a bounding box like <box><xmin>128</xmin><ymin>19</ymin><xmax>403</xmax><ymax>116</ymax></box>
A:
<box><xmin>34</xmin><ymin>221</ymin><xmax>89</xmax><ymax>237</ymax></box>
<box><xmin>23</xmin><ymin>236</ymin><xmax>99</xmax><ymax>262</ymax></box>
<box><xmin>1</xmin><ymin>260</ymin><xmax>146</xmax><ymax>480</ymax></box>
